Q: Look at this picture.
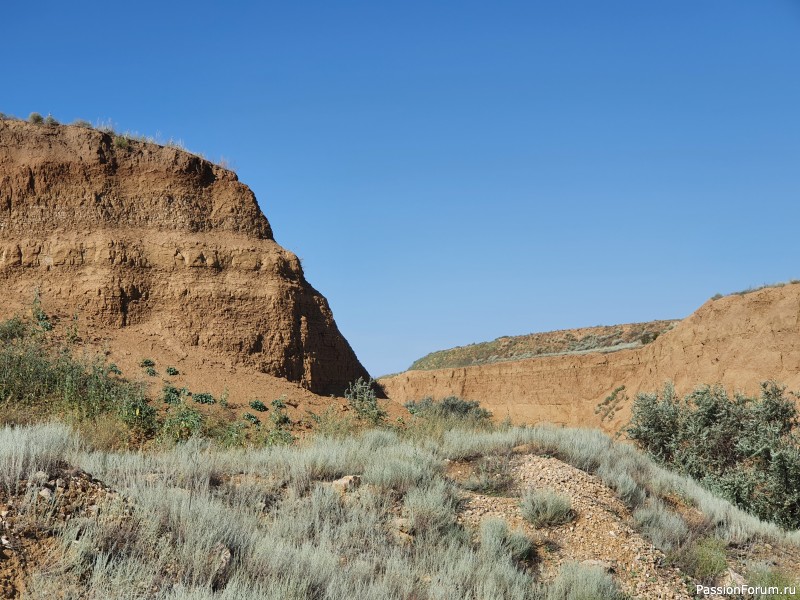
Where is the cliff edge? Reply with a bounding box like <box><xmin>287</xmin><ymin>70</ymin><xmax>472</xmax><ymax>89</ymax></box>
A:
<box><xmin>0</xmin><ymin>119</ymin><xmax>368</xmax><ymax>395</ymax></box>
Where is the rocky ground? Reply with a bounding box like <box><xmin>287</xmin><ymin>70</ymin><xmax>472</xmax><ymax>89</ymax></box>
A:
<box><xmin>451</xmin><ymin>452</ymin><xmax>692</xmax><ymax>599</ymax></box>
<box><xmin>0</xmin><ymin>467</ymin><xmax>117</xmax><ymax>598</ymax></box>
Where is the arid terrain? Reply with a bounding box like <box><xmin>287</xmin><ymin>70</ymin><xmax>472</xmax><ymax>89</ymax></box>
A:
<box><xmin>382</xmin><ymin>282</ymin><xmax>800</xmax><ymax>432</ymax></box>
<box><xmin>1</xmin><ymin>116</ymin><xmax>798</xmax><ymax>599</ymax></box>
<box><xmin>0</xmin><ymin>118</ymin><xmax>367</xmax><ymax>399</ymax></box>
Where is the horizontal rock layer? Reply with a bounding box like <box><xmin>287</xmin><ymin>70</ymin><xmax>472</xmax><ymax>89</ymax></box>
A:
<box><xmin>0</xmin><ymin>119</ymin><xmax>367</xmax><ymax>395</ymax></box>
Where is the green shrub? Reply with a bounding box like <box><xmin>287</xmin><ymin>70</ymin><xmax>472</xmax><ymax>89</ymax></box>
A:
<box><xmin>44</xmin><ymin>115</ymin><xmax>59</xmax><ymax>126</ymax></box>
<box><xmin>144</xmin><ymin>366</ymin><xmax>157</xmax><ymax>377</ymax></box>
<box><xmin>117</xmin><ymin>394</ymin><xmax>157</xmax><ymax>435</ymax></box>
<box><xmin>748</xmin><ymin>567</ymin><xmax>800</xmax><ymax>599</ymax></box>
<box><xmin>161</xmin><ymin>385</ymin><xmax>188</xmax><ymax>405</ymax></box>
<box><xmin>270</xmin><ymin>397</ymin><xmax>290</xmax><ymax>426</ymax></box>
<box><xmin>0</xmin><ymin>316</ymin><xmax>28</xmax><ymax>342</ymax></box>
<box><xmin>71</xmin><ymin>119</ymin><xmax>93</xmax><ymax>129</ymax></box>
<box><xmin>31</xmin><ymin>292</ymin><xmax>52</xmax><ymax>332</ymax></box>
<box><xmin>479</xmin><ymin>518</ymin><xmax>535</xmax><ymax>565</ymax></box>
<box><xmin>219</xmin><ymin>422</ymin><xmax>247</xmax><ymax>448</ymax></box>
<box><xmin>628</xmin><ymin>381</ymin><xmax>800</xmax><ymax>528</ymax></box>
<box><xmin>249</xmin><ymin>399</ymin><xmax>267</xmax><ymax>412</ymax></box>
<box><xmin>28</xmin><ymin>112</ymin><xmax>44</xmax><ymax>124</ymax></box>
<box><xmin>243</xmin><ymin>413</ymin><xmax>260</xmax><ymax>426</ymax></box>
<box><xmin>114</xmin><ymin>135</ymin><xmax>130</xmax><ymax>149</ymax></box>
<box><xmin>165</xmin><ymin>366</ymin><xmax>179</xmax><ymax>376</ymax></box>
<box><xmin>520</xmin><ymin>488</ymin><xmax>574</xmax><ymax>527</ymax></box>
<box><xmin>405</xmin><ymin>396</ymin><xmax>491</xmax><ymax>420</ymax></box>
<box><xmin>345</xmin><ymin>377</ymin><xmax>386</xmax><ymax>424</ymax></box>
<box><xmin>670</xmin><ymin>537</ymin><xmax>728</xmax><ymax>584</ymax></box>
<box><xmin>264</xmin><ymin>427</ymin><xmax>294</xmax><ymax>446</ymax></box>
<box><xmin>160</xmin><ymin>402</ymin><xmax>204</xmax><ymax>443</ymax></box>
<box><xmin>139</xmin><ymin>358</ymin><xmax>155</xmax><ymax>368</ymax></box>
<box><xmin>0</xmin><ymin>329</ymin><xmax>150</xmax><ymax>428</ymax></box>
<box><xmin>193</xmin><ymin>392</ymin><xmax>215</xmax><ymax>405</ymax></box>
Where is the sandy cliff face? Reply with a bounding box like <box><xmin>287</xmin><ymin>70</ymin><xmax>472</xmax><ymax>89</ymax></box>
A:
<box><xmin>380</xmin><ymin>284</ymin><xmax>800</xmax><ymax>430</ymax></box>
<box><xmin>0</xmin><ymin>119</ymin><xmax>368</xmax><ymax>395</ymax></box>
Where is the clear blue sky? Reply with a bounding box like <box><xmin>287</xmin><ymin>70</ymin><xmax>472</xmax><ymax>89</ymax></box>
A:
<box><xmin>4</xmin><ymin>1</ymin><xmax>800</xmax><ymax>376</ymax></box>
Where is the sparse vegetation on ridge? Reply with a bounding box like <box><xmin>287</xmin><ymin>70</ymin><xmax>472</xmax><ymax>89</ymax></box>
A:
<box><xmin>1</xmin><ymin>110</ymin><xmax>234</xmax><ymax>168</ymax></box>
<box><xmin>710</xmin><ymin>279</ymin><xmax>800</xmax><ymax>300</ymax></box>
<box><xmin>408</xmin><ymin>320</ymin><xmax>677</xmax><ymax>371</ymax></box>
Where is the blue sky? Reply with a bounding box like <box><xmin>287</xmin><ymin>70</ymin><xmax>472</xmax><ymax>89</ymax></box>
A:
<box><xmin>3</xmin><ymin>1</ymin><xmax>800</xmax><ymax>376</ymax></box>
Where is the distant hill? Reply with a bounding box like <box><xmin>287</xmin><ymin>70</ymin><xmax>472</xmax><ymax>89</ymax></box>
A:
<box><xmin>409</xmin><ymin>320</ymin><xmax>679</xmax><ymax>370</ymax></box>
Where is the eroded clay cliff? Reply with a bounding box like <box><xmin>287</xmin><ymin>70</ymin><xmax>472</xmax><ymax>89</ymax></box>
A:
<box><xmin>0</xmin><ymin>119</ymin><xmax>368</xmax><ymax>395</ymax></box>
<box><xmin>380</xmin><ymin>283</ymin><xmax>800</xmax><ymax>431</ymax></box>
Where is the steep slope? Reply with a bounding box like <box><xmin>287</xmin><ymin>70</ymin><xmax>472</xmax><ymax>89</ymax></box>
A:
<box><xmin>380</xmin><ymin>283</ymin><xmax>800</xmax><ymax>430</ymax></box>
<box><xmin>0</xmin><ymin>119</ymin><xmax>368</xmax><ymax>396</ymax></box>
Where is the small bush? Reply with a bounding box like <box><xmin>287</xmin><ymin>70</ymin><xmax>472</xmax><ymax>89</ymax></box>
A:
<box><xmin>0</xmin><ymin>316</ymin><xmax>28</xmax><ymax>342</ymax></box>
<box><xmin>243</xmin><ymin>413</ymin><xmax>260</xmax><ymax>426</ymax></box>
<box><xmin>633</xmin><ymin>500</ymin><xmax>688</xmax><ymax>551</ymax></box>
<box><xmin>160</xmin><ymin>403</ymin><xmax>204</xmax><ymax>443</ymax></box>
<box><xmin>144</xmin><ymin>366</ymin><xmax>157</xmax><ymax>377</ymax></box>
<box><xmin>161</xmin><ymin>385</ymin><xmax>184</xmax><ymax>405</ymax></box>
<box><xmin>263</xmin><ymin>427</ymin><xmax>294</xmax><ymax>446</ymax></box>
<box><xmin>748</xmin><ymin>567</ymin><xmax>800</xmax><ymax>600</ymax></box>
<box><xmin>32</xmin><ymin>292</ymin><xmax>53</xmax><ymax>332</ymax></box>
<box><xmin>270</xmin><ymin>397</ymin><xmax>291</xmax><ymax>426</ymax></box>
<box><xmin>117</xmin><ymin>394</ymin><xmax>157</xmax><ymax>435</ymax></box>
<box><xmin>345</xmin><ymin>377</ymin><xmax>386</xmax><ymax>424</ymax></box>
<box><xmin>403</xmin><ymin>479</ymin><xmax>459</xmax><ymax>536</ymax></box>
<box><xmin>462</xmin><ymin>454</ymin><xmax>514</xmax><ymax>495</ymax></box>
<box><xmin>307</xmin><ymin>406</ymin><xmax>358</xmax><ymax>438</ymax></box>
<box><xmin>165</xmin><ymin>366</ymin><xmax>179</xmax><ymax>376</ymax></box>
<box><xmin>639</xmin><ymin>331</ymin><xmax>658</xmax><ymax>344</ymax></box>
<box><xmin>670</xmin><ymin>537</ymin><xmax>728</xmax><ymax>584</ymax></box>
<box><xmin>218</xmin><ymin>422</ymin><xmax>247</xmax><ymax>448</ymax></box>
<box><xmin>28</xmin><ymin>112</ymin><xmax>44</xmax><ymax>124</ymax></box>
<box><xmin>520</xmin><ymin>488</ymin><xmax>575</xmax><ymax>527</ymax></box>
<box><xmin>193</xmin><ymin>392</ymin><xmax>215</xmax><ymax>405</ymax></box>
<box><xmin>405</xmin><ymin>396</ymin><xmax>491</xmax><ymax>420</ymax></box>
<box><xmin>114</xmin><ymin>135</ymin><xmax>130</xmax><ymax>150</ymax></box>
<box><xmin>71</xmin><ymin>119</ymin><xmax>93</xmax><ymax>129</ymax></box>
<box><xmin>249</xmin><ymin>399</ymin><xmax>267</xmax><ymax>412</ymax></box>
<box><xmin>544</xmin><ymin>562</ymin><xmax>627</xmax><ymax>600</ymax></box>
<box><xmin>479</xmin><ymin>518</ymin><xmax>535</xmax><ymax>564</ymax></box>
<box><xmin>44</xmin><ymin>115</ymin><xmax>59</xmax><ymax>126</ymax></box>
<box><xmin>139</xmin><ymin>358</ymin><xmax>155</xmax><ymax>368</ymax></box>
